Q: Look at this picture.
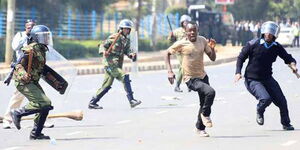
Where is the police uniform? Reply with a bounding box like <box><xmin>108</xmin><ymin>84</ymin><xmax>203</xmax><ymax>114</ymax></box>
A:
<box><xmin>10</xmin><ymin>25</ymin><xmax>54</xmax><ymax>140</ymax></box>
<box><xmin>235</xmin><ymin>21</ymin><xmax>296</xmax><ymax>130</ymax></box>
<box><xmin>88</xmin><ymin>19</ymin><xmax>141</xmax><ymax>109</ymax></box>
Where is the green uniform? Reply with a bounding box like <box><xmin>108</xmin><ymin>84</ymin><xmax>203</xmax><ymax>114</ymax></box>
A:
<box><xmin>89</xmin><ymin>20</ymin><xmax>141</xmax><ymax>109</ymax></box>
<box><xmin>97</xmin><ymin>33</ymin><xmax>133</xmax><ymax>95</ymax></box>
<box><xmin>13</xmin><ymin>43</ymin><xmax>52</xmax><ymax>122</ymax></box>
<box><xmin>168</xmin><ymin>27</ymin><xmax>186</xmax><ymax>88</ymax></box>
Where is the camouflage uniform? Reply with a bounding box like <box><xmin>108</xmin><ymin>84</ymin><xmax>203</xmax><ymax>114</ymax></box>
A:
<box><xmin>168</xmin><ymin>27</ymin><xmax>186</xmax><ymax>91</ymax></box>
<box><xmin>11</xmin><ymin>42</ymin><xmax>53</xmax><ymax>138</ymax></box>
<box><xmin>88</xmin><ymin>32</ymin><xmax>141</xmax><ymax>109</ymax></box>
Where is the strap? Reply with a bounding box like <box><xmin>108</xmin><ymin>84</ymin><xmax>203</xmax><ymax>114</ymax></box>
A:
<box><xmin>27</xmin><ymin>49</ymin><xmax>33</xmax><ymax>75</ymax></box>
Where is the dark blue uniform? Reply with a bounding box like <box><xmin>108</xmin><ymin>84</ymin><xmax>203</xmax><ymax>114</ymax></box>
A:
<box><xmin>236</xmin><ymin>38</ymin><xmax>296</xmax><ymax>127</ymax></box>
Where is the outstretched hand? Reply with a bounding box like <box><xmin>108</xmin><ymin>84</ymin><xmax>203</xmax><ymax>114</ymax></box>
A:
<box><xmin>207</xmin><ymin>38</ymin><xmax>216</xmax><ymax>49</ymax></box>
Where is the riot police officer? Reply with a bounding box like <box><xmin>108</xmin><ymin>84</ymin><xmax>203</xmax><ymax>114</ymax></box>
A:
<box><xmin>235</xmin><ymin>21</ymin><xmax>298</xmax><ymax>130</ymax></box>
<box><xmin>168</xmin><ymin>14</ymin><xmax>192</xmax><ymax>92</ymax></box>
<box><xmin>88</xmin><ymin>19</ymin><xmax>141</xmax><ymax>109</ymax></box>
<box><xmin>10</xmin><ymin>25</ymin><xmax>54</xmax><ymax>139</ymax></box>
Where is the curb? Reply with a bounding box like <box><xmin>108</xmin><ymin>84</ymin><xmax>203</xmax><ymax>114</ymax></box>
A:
<box><xmin>0</xmin><ymin>56</ymin><xmax>237</xmax><ymax>80</ymax></box>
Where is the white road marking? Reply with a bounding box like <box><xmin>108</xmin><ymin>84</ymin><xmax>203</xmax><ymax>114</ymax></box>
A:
<box><xmin>66</xmin><ymin>131</ymin><xmax>83</xmax><ymax>136</ymax></box>
<box><xmin>116</xmin><ymin>120</ymin><xmax>132</xmax><ymax>124</ymax></box>
<box><xmin>185</xmin><ymin>103</ymin><xmax>198</xmax><ymax>107</ymax></box>
<box><xmin>161</xmin><ymin>96</ymin><xmax>181</xmax><ymax>100</ymax></box>
<box><xmin>2</xmin><ymin>147</ymin><xmax>23</xmax><ymax>150</ymax></box>
<box><xmin>155</xmin><ymin>110</ymin><xmax>168</xmax><ymax>114</ymax></box>
<box><xmin>215</xmin><ymin>97</ymin><xmax>226</xmax><ymax>101</ymax></box>
<box><xmin>281</xmin><ymin>140</ymin><xmax>298</xmax><ymax>146</ymax></box>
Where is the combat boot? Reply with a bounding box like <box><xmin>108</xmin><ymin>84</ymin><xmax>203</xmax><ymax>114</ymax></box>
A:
<box><xmin>283</xmin><ymin>124</ymin><xmax>294</xmax><ymax>131</ymax></box>
<box><xmin>124</xmin><ymin>74</ymin><xmax>142</xmax><ymax>108</ymax></box>
<box><xmin>30</xmin><ymin>133</ymin><xmax>50</xmax><ymax>140</ymax></box>
<box><xmin>130</xmin><ymin>99</ymin><xmax>142</xmax><ymax>108</ymax></box>
<box><xmin>88</xmin><ymin>87</ymin><xmax>111</xmax><ymax>109</ymax></box>
<box><xmin>10</xmin><ymin>107</ymin><xmax>40</xmax><ymax>130</ymax></box>
<box><xmin>30</xmin><ymin>108</ymin><xmax>51</xmax><ymax>140</ymax></box>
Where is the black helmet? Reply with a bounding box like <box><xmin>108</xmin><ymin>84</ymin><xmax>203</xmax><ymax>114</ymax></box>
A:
<box><xmin>30</xmin><ymin>25</ymin><xmax>52</xmax><ymax>45</ymax></box>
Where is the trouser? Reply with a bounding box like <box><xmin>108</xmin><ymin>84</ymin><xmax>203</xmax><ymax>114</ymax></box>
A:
<box><xmin>186</xmin><ymin>76</ymin><xmax>216</xmax><ymax>130</ymax></box>
<box><xmin>175</xmin><ymin>54</ymin><xmax>183</xmax><ymax>87</ymax></box>
<box><xmin>90</xmin><ymin>66</ymin><xmax>135</xmax><ymax>104</ymax></box>
<box><xmin>3</xmin><ymin>89</ymin><xmax>25</xmax><ymax>123</ymax></box>
<box><xmin>16</xmin><ymin>82</ymin><xmax>52</xmax><ymax>135</ymax></box>
<box><xmin>244</xmin><ymin>77</ymin><xmax>291</xmax><ymax>126</ymax></box>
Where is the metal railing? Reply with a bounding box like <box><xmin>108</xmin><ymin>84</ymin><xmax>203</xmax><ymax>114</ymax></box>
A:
<box><xmin>0</xmin><ymin>9</ymin><xmax>180</xmax><ymax>40</ymax></box>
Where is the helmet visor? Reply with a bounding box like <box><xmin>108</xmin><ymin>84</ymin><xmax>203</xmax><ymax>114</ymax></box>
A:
<box><xmin>261</xmin><ymin>22</ymin><xmax>280</xmax><ymax>38</ymax></box>
<box><xmin>36</xmin><ymin>31</ymin><xmax>53</xmax><ymax>46</ymax></box>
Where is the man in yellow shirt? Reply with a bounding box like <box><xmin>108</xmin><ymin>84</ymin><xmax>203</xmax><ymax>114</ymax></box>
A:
<box><xmin>165</xmin><ymin>22</ymin><xmax>217</xmax><ymax>137</ymax></box>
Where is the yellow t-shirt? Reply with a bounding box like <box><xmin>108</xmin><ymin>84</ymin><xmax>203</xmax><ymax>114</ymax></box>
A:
<box><xmin>167</xmin><ymin>36</ymin><xmax>213</xmax><ymax>82</ymax></box>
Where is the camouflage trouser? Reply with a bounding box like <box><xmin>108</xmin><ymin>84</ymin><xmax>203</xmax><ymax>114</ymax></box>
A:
<box><xmin>16</xmin><ymin>82</ymin><xmax>52</xmax><ymax>123</ymax></box>
<box><xmin>96</xmin><ymin>66</ymin><xmax>126</xmax><ymax>95</ymax></box>
<box><xmin>176</xmin><ymin>54</ymin><xmax>183</xmax><ymax>85</ymax></box>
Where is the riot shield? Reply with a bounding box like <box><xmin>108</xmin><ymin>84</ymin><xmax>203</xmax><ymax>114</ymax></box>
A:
<box><xmin>42</xmin><ymin>64</ymin><xmax>68</xmax><ymax>95</ymax></box>
<box><xmin>41</xmin><ymin>45</ymin><xmax>77</xmax><ymax>101</ymax></box>
<box><xmin>130</xmin><ymin>30</ymin><xmax>139</xmax><ymax>74</ymax></box>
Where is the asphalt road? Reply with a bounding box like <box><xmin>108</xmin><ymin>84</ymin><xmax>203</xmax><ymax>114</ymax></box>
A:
<box><xmin>0</xmin><ymin>48</ymin><xmax>300</xmax><ymax>150</ymax></box>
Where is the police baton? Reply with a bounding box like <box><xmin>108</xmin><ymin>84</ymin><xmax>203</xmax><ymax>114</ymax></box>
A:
<box><xmin>105</xmin><ymin>30</ymin><xmax>122</xmax><ymax>57</ymax></box>
<box><xmin>166</xmin><ymin>15</ymin><xmax>173</xmax><ymax>33</ymax></box>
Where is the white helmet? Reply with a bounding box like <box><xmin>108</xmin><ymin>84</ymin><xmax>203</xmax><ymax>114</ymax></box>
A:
<box><xmin>118</xmin><ymin>19</ymin><xmax>134</xmax><ymax>29</ymax></box>
<box><xmin>180</xmin><ymin>15</ymin><xmax>192</xmax><ymax>24</ymax></box>
<box><xmin>261</xmin><ymin>21</ymin><xmax>280</xmax><ymax>38</ymax></box>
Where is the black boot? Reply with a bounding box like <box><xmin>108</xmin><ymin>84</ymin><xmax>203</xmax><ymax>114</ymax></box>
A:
<box><xmin>30</xmin><ymin>108</ymin><xmax>52</xmax><ymax>140</ymax></box>
<box><xmin>256</xmin><ymin>99</ymin><xmax>271</xmax><ymax>126</ymax></box>
<box><xmin>256</xmin><ymin>113</ymin><xmax>264</xmax><ymax>125</ymax></box>
<box><xmin>88</xmin><ymin>87</ymin><xmax>111</xmax><ymax>109</ymax></box>
<box><xmin>283</xmin><ymin>124</ymin><xmax>294</xmax><ymax>131</ymax></box>
<box><xmin>124</xmin><ymin>74</ymin><xmax>142</xmax><ymax>108</ymax></box>
<box><xmin>10</xmin><ymin>107</ymin><xmax>40</xmax><ymax>130</ymax></box>
<box><xmin>30</xmin><ymin>133</ymin><xmax>50</xmax><ymax>140</ymax></box>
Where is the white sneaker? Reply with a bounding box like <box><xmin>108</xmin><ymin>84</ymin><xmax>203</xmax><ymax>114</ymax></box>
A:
<box><xmin>201</xmin><ymin>113</ymin><xmax>213</xmax><ymax>128</ymax></box>
<box><xmin>2</xmin><ymin>120</ymin><xmax>12</xmax><ymax>129</ymax></box>
<box><xmin>195</xmin><ymin>129</ymin><xmax>210</xmax><ymax>137</ymax></box>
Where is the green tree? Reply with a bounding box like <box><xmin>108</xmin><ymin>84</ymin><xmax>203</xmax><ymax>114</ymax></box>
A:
<box><xmin>227</xmin><ymin>0</ymin><xmax>269</xmax><ymax>21</ymax></box>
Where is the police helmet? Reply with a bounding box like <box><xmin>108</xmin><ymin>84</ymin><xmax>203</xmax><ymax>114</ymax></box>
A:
<box><xmin>261</xmin><ymin>21</ymin><xmax>280</xmax><ymax>38</ymax></box>
<box><xmin>118</xmin><ymin>19</ymin><xmax>134</xmax><ymax>30</ymax></box>
<box><xmin>30</xmin><ymin>25</ymin><xmax>52</xmax><ymax>45</ymax></box>
<box><xmin>180</xmin><ymin>15</ymin><xmax>192</xmax><ymax>24</ymax></box>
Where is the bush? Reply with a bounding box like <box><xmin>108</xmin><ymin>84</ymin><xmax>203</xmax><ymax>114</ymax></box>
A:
<box><xmin>138</xmin><ymin>38</ymin><xmax>171</xmax><ymax>51</ymax></box>
<box><xmin>53</xmin><ymin>39</ymin><xmax>100</xmax><ymax>59</ymax></box>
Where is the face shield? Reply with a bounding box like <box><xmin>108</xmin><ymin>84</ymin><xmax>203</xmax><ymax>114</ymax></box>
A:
<box><xmin>261</xmin><ymin>21</ymin><xmax>280</xmax><ymax>38</ymax></box>
<box><xmin>35</xmin><ymin>31</ymin><xmax>53</xmax><ymax>46</ymax></box>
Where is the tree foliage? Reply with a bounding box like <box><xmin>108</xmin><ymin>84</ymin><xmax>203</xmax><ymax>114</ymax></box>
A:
<box><xmin>228</xmin><ymin>0</ymin><xmax>300</xmax><ymax>22</ymax></box>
